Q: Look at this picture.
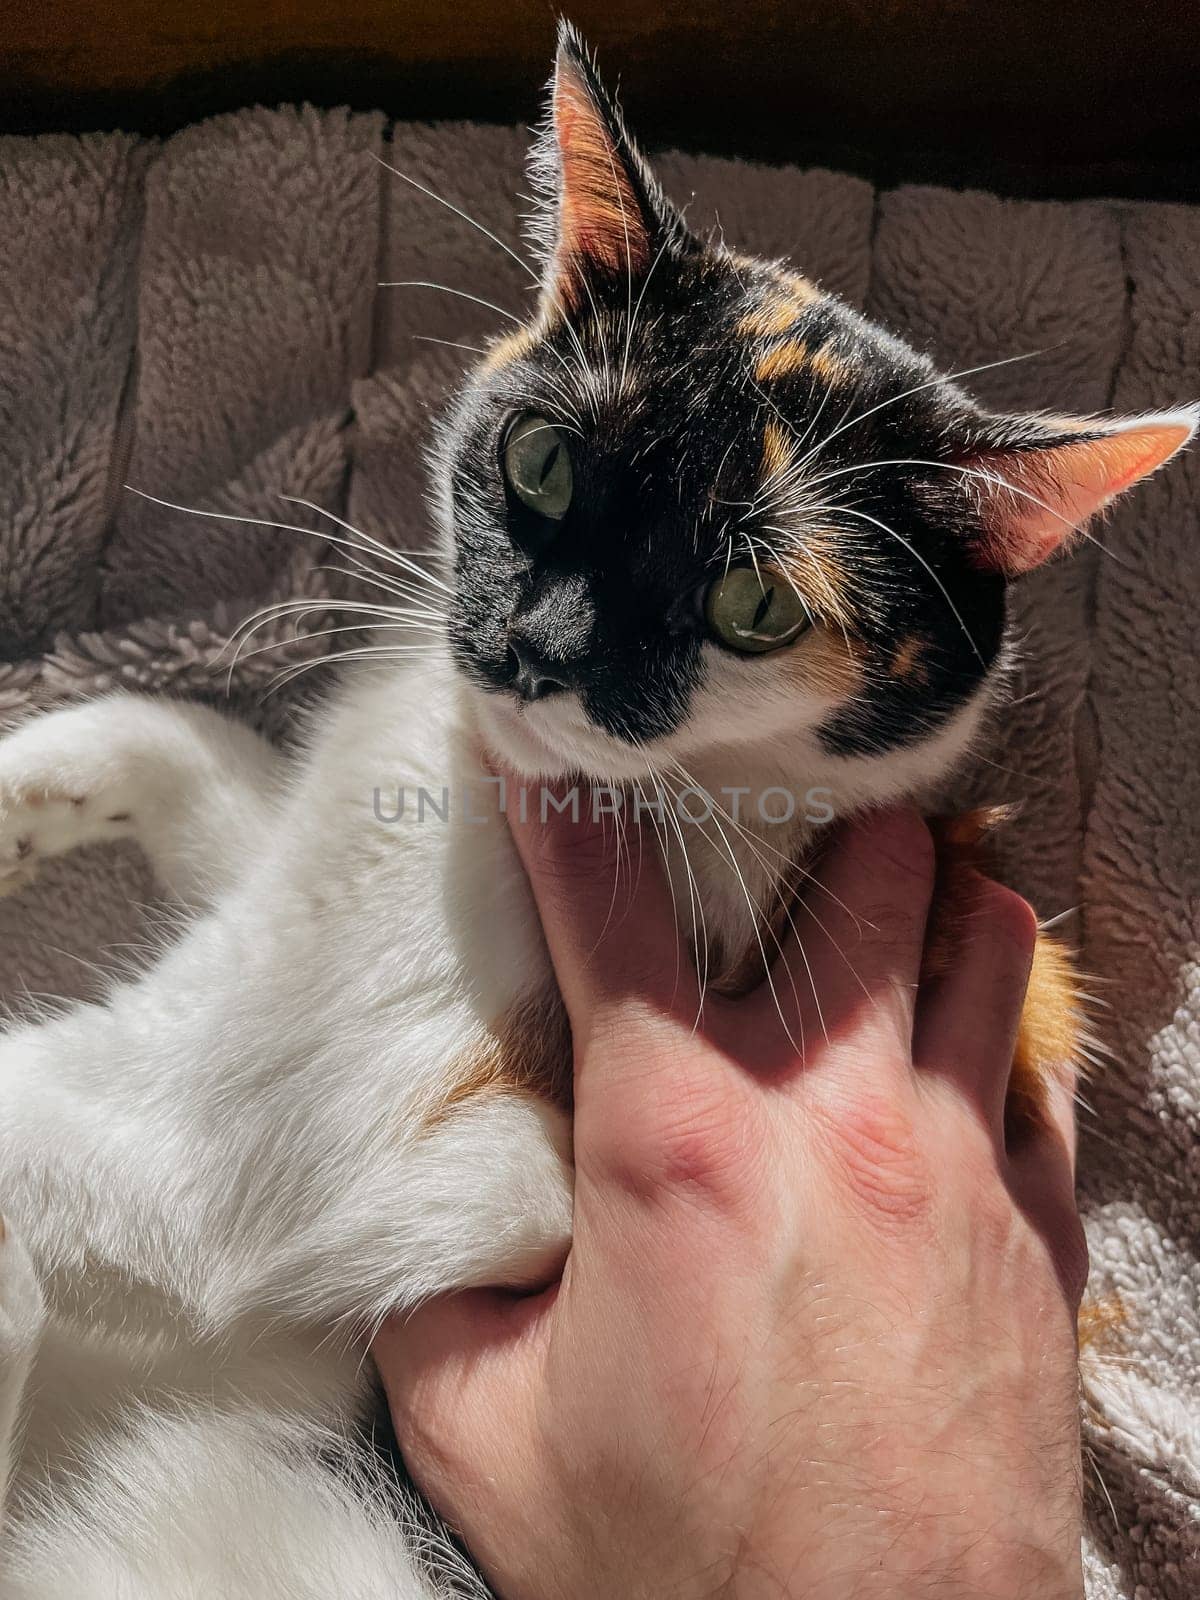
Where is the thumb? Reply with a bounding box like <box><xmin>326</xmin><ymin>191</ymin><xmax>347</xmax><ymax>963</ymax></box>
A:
<box><xmin>372</xmin><ymin>1286</ymin><xmax>552</xmax><ymax>1490</ymax></box>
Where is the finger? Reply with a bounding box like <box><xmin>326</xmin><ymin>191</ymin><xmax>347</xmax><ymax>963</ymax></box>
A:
<box><xmin>913</xmin><ymin>874</ymin><xmax>1038</xmax><ymax>1136</ymax></box>
<box><xmin>502</xmin><ymin>770</ymin><xmax>696</xmax><ymax>1027</ymax></box>
<box><xmin>1006</xmin><ymin>1057</ymin><xmax>1081</xmax><ymax>1196</ymax></box>
<box><xmin>1036</xmin><ymin>1057</ymin><xmax>1080</xmax><ymax>1173</ymax></box>
<box><xmin>1005</xmin><ymin>1098</ymin><xmax>1088</xmax><ymax>1310</ymax></box>
<box><xmin>753</xmin><ymin>808</ymin><xmax>935</xmax><ymax>1071</ymax></box>
<box><xmin>372</xmin><ymin>1288</ymin><xmax>547</xmax><ymax>1474</ymax></box>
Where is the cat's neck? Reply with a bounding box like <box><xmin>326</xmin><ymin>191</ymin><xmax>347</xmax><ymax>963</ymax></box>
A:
<box><xmin>643</xmin><ymin>747</ymin><xmax>825</xmax><ymax>989</ymax></box>
<box><xmin>449</xmin><ymin>665</ymin><xmax>988</xmax><ymax>992</ymax></box>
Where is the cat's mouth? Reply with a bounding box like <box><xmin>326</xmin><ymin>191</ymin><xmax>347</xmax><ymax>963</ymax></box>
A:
<box><xmin>471</xmin><ymin>687</ymin><xmax>648</xmax><ymax>783</ymax></box>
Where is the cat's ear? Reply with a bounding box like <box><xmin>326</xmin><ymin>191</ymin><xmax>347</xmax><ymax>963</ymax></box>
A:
<box><xmin>528</xmin><ymin>22</ymin><xmax>689</xmax><ymax>311</ymax></box>
<box><xmin>958</xmin><ymin>408</ymin><xmax>1197</xmax><ymax>575</ymax></box>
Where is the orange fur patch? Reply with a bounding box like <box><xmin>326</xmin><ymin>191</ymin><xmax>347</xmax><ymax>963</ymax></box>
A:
<box><xmin>754</xmin><ymin>404</ymin><xmax>856</xmax><ymax>630</ymax></box>
<box><xmin>889</xmin><ymin>633</ymin><xmax>929</xmax><ymax>684</ymax></box>
<box><xmin>765</xmin><ymin>267</ymin><xmax>820</xmax><ymax>309</ymax></box>
<box><xmin>736</xmin><ymin>269</ymin><xmax>819</xmax><ymax>340</ymax></box>
<box><xmin>808</xmin><ymin>343</ymin><xmax>852</xmax><ymax>385</ymax></box>
<box><xmin>480</xmin><ymin>324</ymin><xmax>540</xmax><ymax>374</ymax></box>
<box><xmin>761</xmin><ymin>418</ymin><xmax>794</xmax><ymax>482</ymax></box>
<box><xmin>785</xmin><ymin>626</ymin><xmax>865</xmax><ymax>703</ymax></box>
<box><xmin>1078</xmin><ymin>1294</ymin><xmax>1128</xmax><ymax>1357</ymax></box>
<box><xmin>423</xmin><ymin>988</ymin><xmax>572</xmax><ymax>1131</ymax></box>
<box><xmin>755</xmin><ymin>340</ymin><xmax>810</xmax><ymax>384</ymax></box>
<box><xmin>738</xmin><ymin>301</ymin><xmax>802</xmax><ymax>339</ymax></box>
<box><xmin>774</xmin><ymin>534</ymin><xmax>854</xmax><ymax>631</ymax></box>
<box><xmin>1009</xmin><ymin>932</ymin><xmax>1081</xmax><ymax>1114</ymax></box>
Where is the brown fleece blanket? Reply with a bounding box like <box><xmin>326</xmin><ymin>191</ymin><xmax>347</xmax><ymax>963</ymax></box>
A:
<box><xmin>1</xmin><ymin>110</ymin><xmax>1196</xmax><ymax>1597</ymax></box>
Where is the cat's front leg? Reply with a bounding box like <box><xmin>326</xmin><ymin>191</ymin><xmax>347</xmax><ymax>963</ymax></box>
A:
<box><xmin>209</xmin><ymin>1090</ymin><xmax>575</xmax><ymax>1331</ymax></box>
<box><xmin>0</xmin><ymin>967</ymin><xmax>574</xmax><ymax>1334</ymax></box>
<box><xmin>0</xmin><ymin>1218</ymin><xmax>45</xmax><ymax>1539</ymax></box>
<box><xmin>0</xmin><ymin>695</ymin><xmax>282</xmax><ymax>907</ymax></box>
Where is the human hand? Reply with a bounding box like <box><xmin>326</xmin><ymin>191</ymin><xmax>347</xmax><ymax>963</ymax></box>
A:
<box><xmin>373</xmin><ymin>802</ymin><xmax>1086</xmax><ymax>1600</ymax></box>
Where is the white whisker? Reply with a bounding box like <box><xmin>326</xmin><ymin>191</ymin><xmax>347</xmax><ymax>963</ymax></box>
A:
<box><xmin>377</xmin><ymin>280</ymin><xmax>523</xmax><ymax>326</ymax></box>
<box><xmin>263</xmin><ymin>644</ymin><xmax>441</xmax><ymax>700</ymax></box>
<box><xmin>412</xmin><ymin>335</ymin><xmax>488</xmax><ymax>356</ymax></box>
<box><xmin>798</xmin><ymin>348</ymin><xmax>1050</xmax><ymax>468</ymax></box>
<box><xmin>232</xmin><ymin>620</ymin><xmax>433</xmax><ymax>670</ymax></box>
<box><xmin>830</xmin><ymin>502</ymin><xmax>986</xmax><ymax>664</ymax></box>
<box><xmin>279</xmin><ymin>497</ymin><xmax>453</xmax><ymax>593</ymax></box>
<box><xmin>122</xmin><ymin>489</ymin><xmax>450</xmax><ymax>606</ymax></box>
<box><xmin>371</xmin><ymin>153</ymin><xmax>541</xmax><ymax>285</ymax></box>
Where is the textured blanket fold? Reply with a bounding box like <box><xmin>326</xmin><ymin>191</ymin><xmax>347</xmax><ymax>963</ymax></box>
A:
<box><xmin>0</xmin><ymin>109</ymin><xmax>1195</xmax><ymax>1597</ymax></box>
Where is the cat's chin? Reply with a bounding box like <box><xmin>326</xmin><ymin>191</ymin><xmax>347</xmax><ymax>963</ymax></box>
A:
<box><xmin>468</xmin><ymin>687</ymin><xmax>651</xmax><ymax>785</ymax></box>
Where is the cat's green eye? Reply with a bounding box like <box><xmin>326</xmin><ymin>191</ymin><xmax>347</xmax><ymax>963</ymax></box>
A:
<box><xmin>502</xmin><ymin>413</ymin><xmax>573</xmax><ymax>521</ymax></box>
<box><xmin>705</xmin><ymin>566</ymin><xmax>812</xmax><ymax>654</ymax></box>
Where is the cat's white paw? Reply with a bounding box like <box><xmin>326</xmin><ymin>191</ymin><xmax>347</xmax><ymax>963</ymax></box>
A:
<box><xmin>0</xmin><ymin>780</ymin><xmax>95</xmax><ymax>896</ymax></box>
<box><xmin>0</xmin><ymin>1216</ymin><xmax>46</xmax><ymax>1374</ymax></box>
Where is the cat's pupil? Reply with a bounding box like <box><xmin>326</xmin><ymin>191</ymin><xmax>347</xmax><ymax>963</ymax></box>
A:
<box><xmin>704</xmin><ymin>566</ymin><xmax>811</xmax><ymax>654</ymax></box>
<box><xmin>503</xmin><ymin>413</ymin><xmax>573</xmax><ymax>521</ymax></box>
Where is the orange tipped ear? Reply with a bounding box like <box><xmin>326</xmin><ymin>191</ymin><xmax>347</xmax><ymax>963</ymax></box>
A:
<box><xmin>530</xmin><ymin>23</ymin><xmax>687</xmax><ymax>311</ymax></box>
<box><xmin>965</xmin><ymin>409</ymin><xmax>1197</xmax><ymax>575</ymax></box>
<box><xmin>551</xmin><ymin>47</ymin><xmax>649</xmax><ymax>283</ymax></box>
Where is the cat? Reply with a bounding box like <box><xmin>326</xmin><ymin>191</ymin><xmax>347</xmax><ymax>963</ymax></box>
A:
<box><xmin>0</xmin><ymin>22</ymin><xmax>1193</xmax><ymax>1597</ymax></box>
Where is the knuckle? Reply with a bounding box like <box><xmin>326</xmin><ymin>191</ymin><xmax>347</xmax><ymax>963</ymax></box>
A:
<box><xmin>812</xmin><ymin>1088</ymin><xmax>934</xmax><ymax>1235</ymax></box>
<box><xmin>650</xmin><ymin>1115</ymin><xmax>758</xmax><ymax>1211</ymax></box>
<box><xmin>596</xmin><ymin>1049</ymin><xmax>766</xmax><ymax>1218</ymax></box>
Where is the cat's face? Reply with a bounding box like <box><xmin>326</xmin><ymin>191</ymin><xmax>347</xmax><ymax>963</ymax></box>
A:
<box><xmin>437</xmin><ymin>24</ymin><xmax>1192</xmax><ymax>790</ymax></box>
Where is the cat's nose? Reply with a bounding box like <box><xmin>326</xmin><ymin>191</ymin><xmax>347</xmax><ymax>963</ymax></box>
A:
<box><xmin>505</xmin><ymin>634</ymin><xmax>568</xmax><ymax>702</ymax></box>
<box><xmin>504</xmin><ymin>575</ymin><xmax>593</xmax><ymax>701</ymax></box>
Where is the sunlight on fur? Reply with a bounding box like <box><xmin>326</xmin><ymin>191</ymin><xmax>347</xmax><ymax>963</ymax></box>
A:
<box><xmin>0</xmin><ymin>21</ymin><xmax>1193</xmax><ymax>1595</ymax></box>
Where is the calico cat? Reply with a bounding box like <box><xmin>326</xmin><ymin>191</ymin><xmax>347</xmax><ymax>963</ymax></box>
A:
<box><xmin>0</xmin><ymin>24</ymin><xmax>1193</xmax><ymax>1597</ymax></box>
